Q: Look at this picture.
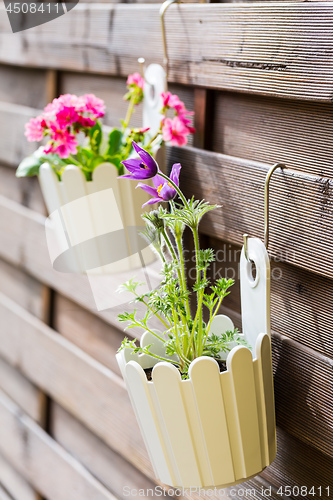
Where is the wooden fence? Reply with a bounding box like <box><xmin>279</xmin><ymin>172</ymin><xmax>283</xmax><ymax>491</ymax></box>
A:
<box><xmin>0</xmin><ymin>1</ymin><xmax>332</xmax><ymax>499</ymax></box>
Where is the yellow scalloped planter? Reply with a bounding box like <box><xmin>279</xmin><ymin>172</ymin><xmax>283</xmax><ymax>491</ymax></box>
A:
<box><xmin>39</xmin><ymin>162</ymin><xmax>156</xmax><ymax>275</ymax></box>
<box><xmin>117</xmin><ymin>237</ymin><xmax>276</xmax><ymax>488</ymax></box>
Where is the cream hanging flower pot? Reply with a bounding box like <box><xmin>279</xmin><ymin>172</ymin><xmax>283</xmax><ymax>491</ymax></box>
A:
<box><xmin>117</xmin><ymin>237</ymin><xmax>276</xmax><ymax>489</ymax></box>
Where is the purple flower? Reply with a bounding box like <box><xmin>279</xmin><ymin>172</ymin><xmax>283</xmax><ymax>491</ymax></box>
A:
<box><xmin>137</xmin><ymin>163</ymin><xmax>182</xmax><ymax>207</ymax></box>
<box><xmin>120</xmin><ymin>142</ymin><xmax>158</xmax><ymax>180</ymax></box>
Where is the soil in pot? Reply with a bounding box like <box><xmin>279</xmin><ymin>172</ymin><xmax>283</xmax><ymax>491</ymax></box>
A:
<box><xmin>143</xmin><ymin>359</ymin><xmax>227</xmax><ymax>381</ymax></box>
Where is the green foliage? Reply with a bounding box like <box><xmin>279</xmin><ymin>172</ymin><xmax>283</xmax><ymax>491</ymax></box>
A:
<box><xmin>117</xmin><ymin>175</ymin><xmax>250</xmax><ymax>377</ymax></box>
<box><xmin>89</xmin><ymin>122</ymin><xmax>103</xmax><ymax>154</ymax></box>
<box><xmin>16</xmin><ymin>147</ymin><xmax>67</xmax><ymax>178</ymax></box>
<box><xmin>107</xmin><ymin>129</ymin><xmax>123</xmax><ymax>156</ymax></box>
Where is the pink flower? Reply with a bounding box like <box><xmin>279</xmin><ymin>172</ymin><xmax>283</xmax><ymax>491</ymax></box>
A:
<box><xmin>24</xmin><ymin>116</ymin><xmax>46</xmax><ymax>142</ymax></box>
<box><xmin>49</xmin><ymin>124</ymin><xmax>78</xmax><ymax>158</ymax></box>
<box><xmin>127</xmin><ymin>72</ymin><xmax>144</xmax><ymax>90</ymax></box>
<box><xmin>161</xmin><ymin>91</ymin><xmax>186</xmax><ymax>114</ymax></box>
<box><xmin>178</xmin><ymin>113</ymin><xmax>196</xmax><ymax>134</ymax></box>
<box><xmin>162</xmin><ymin>116</ymin><xmax>190</xmax><ymax>147</ymax></box>
<box><xmin>78</xmin><ymin>94</ymin><xmax>105</xmax><ymax>118</ymax></box>
<box><xmin>76</xmin><ymin>115</ymin><xmax>96</xmax><ymax>128</ymax></box>
<box><xmin>44</xmin><ymin>94</ymin><xmax>79</xmax><ymax>117</ymax></box>
<box><xmin>55</xmin><ymin>106</ymin><xmax>79</xmax><ymax>128</ymax></box>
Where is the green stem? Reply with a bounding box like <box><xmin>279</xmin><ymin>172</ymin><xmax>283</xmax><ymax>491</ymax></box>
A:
<box><xmin>175</xmin><ymin>233</ymin><xmax>191</xmax><ymax>321</ymax></box>
<box><xmin>143</xmin><ymin>350</ymin><xmax>181</xmax><ymax>367</ymax></box>
<box><xmin>205</xmin><ymin>295</ymin><xmax>225</xmax><ymax>338</ymax></box>
<box><xmin>123</xmin><ymin>98</ymin><xmax>135</xmax><ymax>132</ymax></box>
<box><xmin>132</xmin><ymin>322</ymin><xmax>166</xmax><ymax>344</ymax></box>
<box><xmin>162</xmin><ymin>227</ymin><xmax>189</xmax><ymax>339</ymax></box>
<box><xmin>147</xmin><ymin>130</ymin><xmax>162</xmax><ymax>148</ymax></box>
<box><xmin>140</xmin><ymin>297</ymin><xmax>171</xmax><ymax>330</ymax></box>
<box><xmin>192</xmin><ymin>227</ymin><xmax>204</xmax><ymax>356</ymax></box>
<box><xmin>67</xmin><ymin>154</ymin><xmax>81</xmax><ymax>167</ymax></box>
<box><xmin>158</xmin><ymin>172</ymin><xmax>190</xmax><ymax>209</ymax></box>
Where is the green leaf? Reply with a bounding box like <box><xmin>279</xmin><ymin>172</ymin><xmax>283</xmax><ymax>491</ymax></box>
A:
<box><xmin>16</xmin><ymin>147</ymin><xmax>66</xmax><ymax>178</ymax></box>
<box><xmin>88</xmin><ymin>156</ymin><xmax>106</xmax><ymax>171</ymax></box>
<box><xmin>107</xmin><ymin>128</ymin><xmax>123</xmax><ymax>156</ymax></box>
<box><xmin>16</xmin><ymin>155</ymin><xmax>43</xmax><ymax>177</ymax></box>
<box><xmin>104</xmin><ymin>154</ymin><xmax>122</xmax><ymax>172</ymax></box>
<box><xmin>89</xmin><ymin>121</ymin><xmax>103</xmax><ymax>154</ymax></box>
<box><xmin>77</xmin><ymin>148</ymin><xmax>94</xmax><ymax>166</ymax></box>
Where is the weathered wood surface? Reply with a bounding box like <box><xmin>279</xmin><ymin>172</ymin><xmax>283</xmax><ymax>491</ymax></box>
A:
<box><xmin>212</xmin><ymin>92</ymin><xmax>333</xmax><ymax>178</ymax></box>
<box><xmin>1</xmin><ymin>4</ymin><xmax>333</xmax><ymax>100</ymax></box>
<box><xmin>0</xmin><ymin>259</ymin><xmax>46</xmax><ymax>320</ymax></box>
<box><xmin>54</xmin><ymin>294</ymin><xmax>123</xmax><ymax>375</ymax></box>
<box><xmin>169</xmin><ymin>146</ymin><xmax>333</xmax><ymax>280</ymax></box>
<box><xmin>0</xmin><ymin>102</ymin><xmax>36</xmax><ymax>167</ymax></box>
<box><xmin>0</xmin><ymin>65</ymin><xmax>49</xmax><ymax>109</ymax></box>
<box><xmin>263</xmin><ymin>428</ymin><xmax>333</xmax><ymax>494</ymax></box>
<box><xmin>0</xmin><ymin>357</ymin><xmax>41</xmax><ymax>423</ymax></box>
<box><xmin>272</xmin><ymin>331</ymin><xmax>333</xmax><ymax>459</ymax></box>
<box><xmin>0</xmin><ymin>291</ymin><xmax>332</xmax><ymax>476</ymax></box>
<box><xmin>0</xmin><ymin>389</ymin><xmax>117</xmax><ymax>500</ymax></box>
<box><xmin>51</xmin><ymin>404</ymin><xmax>169</xmax><ymax>500</ymax></box>
<box><xmin>0</xmin><ymin>164</ymin><xmax>45</xmax><ymax>214</ymax></box>
<box><xmin>0</xmin><ymin>452</ymin><xmax>36</xmax><ymax>500</ymax></box>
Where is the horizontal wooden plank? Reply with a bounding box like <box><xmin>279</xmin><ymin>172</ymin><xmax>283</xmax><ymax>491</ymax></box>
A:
<box><xmin>0</xmin><ymin>389</ymin><xmax>117</xmax><ymax>500</ymax></box>
<box><xmin>0</xmin><ymin>259</ymin><xmax>46</xmax><ymax>320</ymax></box>
<box><xmin>0</xmin><ymin>357</ymin><xmax>41</xmax><ymax>423</ymax></box>
<box><xmin>0</xmin><ymin>102</ymin><xmax>36</xmax><ymax>167</ymax></box>
<box><xmin>51</xmin><ymin>403</ymin><xmax>165</xmax><ymax>500</ymax></box>
<box><xmin>223</xmin><ymin>305</ymin><xmax>333</xmax><ymax>459</ymax></box>
<box><xmin>169</xmin><ymin>146</ymin><xmax>333</xmax><ymax>280</ymax></box>
<box><xmin>0</xmin><ymin>452</ymin><xmax>36</xmax><ymax>500</ymax></box>
<box><xmin>272</xmin><ymin>331</ymin><xmax>333</xmax><ymax>459</ymax></box>
<box><xmin>54</xmin><ymin>294</ymin><xmax>123</xmax><ymax>376</ymax></box>
<box><xmin>0</xmin><ymin>485</ymin><xmax>12</xmax><ymax>500</ymax></box>
<box><xmin>0</xmin><ymin>164</ymin><xmax>45</xmax><ymax>214</ymax></box>
<box><xmin>263</xmin><ymin>428</ymin><xmax>333</xmax><ymax>494</ymax></box>
<box><xmin>1</xmin><ymin>3</ymin><xmax>333</xmax><ymax>100</ymax></box>
<box><xmin>0</xmin><ymin>65</ymin><xmax>49</xmax><ymax>109</ymax></box>
<box><xmin>212</xmin><ymin>92</ymin><xmax>333</xmax><ymax>178</ymax></box>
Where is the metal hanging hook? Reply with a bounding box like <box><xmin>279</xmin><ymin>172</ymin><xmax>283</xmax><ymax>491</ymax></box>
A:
<box><xmin>137</xmin><ymin>57</ymin><xmax>154</xmax><ymax>87</ymax></box>
<box><xmin>160</xmin><ymin>0</ymin><xmax>180</xmax><ymax>81</ymax></box>
<box><xmin>243</xmin><ymin>162</ymin><xmax>286</xmax><ymax>261</ymax></box>
<box><xmin>264</xmin><ymin>162</ymin><xmax>286</xmax><ymax>249</ymax></box>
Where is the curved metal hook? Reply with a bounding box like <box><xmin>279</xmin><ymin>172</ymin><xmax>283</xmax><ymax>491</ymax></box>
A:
<box><xmin>243</xmin><ymin>162</ymin><xmax>286</xmax><ymax>261</ymax></box>
<box><xmin>160</xmin><ymin>0</ymin><xmax>180</xmax><ymax>80</ymax></box>
<box><xmin>264</xmin><ymin>162</ymin><xmax>286</xmax><ymax>249</ymax></box>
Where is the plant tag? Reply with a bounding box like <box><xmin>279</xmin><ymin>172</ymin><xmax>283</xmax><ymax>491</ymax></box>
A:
<box><xmin>240</xmin><ymin>237</ymin><xmax>271</xmax><ymax>352</ymax></box>
<box><xmin>143</xmin><ymin>64</ymin><xmax>167</xmax><ymax>139</ymax></box>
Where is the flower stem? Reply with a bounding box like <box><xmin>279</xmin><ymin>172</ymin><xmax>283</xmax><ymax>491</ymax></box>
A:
<box><xmin>175</xmin><ymin>233</ymin><xmax>191</xmax><ymax>320</ymax></box>
<box><xmin>158</xmin><ymin>171</ymin><xmax>190</xmax><ymax>209</ymax></box>
<box><xmin>123</xmin><ymin>98</ymin><xmax>135</xmax><ymax>132</ymax></box>
<box><xmin>67</xmin><ymin>154</ymin><xmax>81</xmax><ymax>166</ymax></box>
<box><xmin>192</xmin><ymin>227</ymin><xmax>204</xmax><ymax>355</ymax></box>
